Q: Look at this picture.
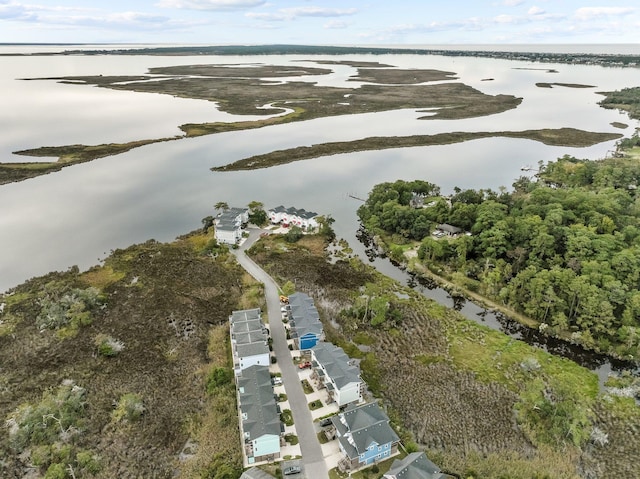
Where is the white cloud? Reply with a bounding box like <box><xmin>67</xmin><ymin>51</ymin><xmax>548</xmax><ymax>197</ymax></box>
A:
<box><xmin>245</xmin><ymin>11</ymin><xmax>287</xmax><ymax>21</ymax></box>
<box><xmin>502</xmin><ymin>0</ymin><xmax>524</xmax><ymax>6</ymax></box>
<box><xmin>246</xmin><ymin>6</ymin><xmax>357</xmax><ymax>22</ymax></box>
<box><xmin>574</xmin><ymin>6</ymin><xmax>635</xmax><ymax>20</ymax></box>
<box><xmin>528</xmin><ymin>6</ymin><xmax>545</xmax><ymax>15</ymax></box>
<box><xmin>494</xmin><ymin>14</ymin><xmax>518</xmax><ymax>24</ymax></box>
<box><xmin>156</xmin><ymin>0</ymin><xmax>266</xmax><ymax>11</ymax></box>
<box><xmin>324</xmin><ymin>20</ymin><xmax>348</xmax><ymax>29</ymax></box>
<box><xmin>280</xmin><ymin>7</ymin><xmax>357</xmax><ymax>18</ymax></box>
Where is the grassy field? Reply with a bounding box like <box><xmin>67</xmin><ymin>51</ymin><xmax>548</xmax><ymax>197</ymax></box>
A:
<box><xmin>0</xmin><ymin>229</ymin><xmax>252</xmax><ymax>478</ymax></box>
<box><xmin>247</xmin><ymin>234</ymin><xmax>640</xmax><ymax>479</ymax></box>
<box><xmin>212</xmin><ymin>128</ymin><xmax>621</xmax><ymax>172</ymax></box>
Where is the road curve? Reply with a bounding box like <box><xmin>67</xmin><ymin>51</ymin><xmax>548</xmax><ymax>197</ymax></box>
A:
<box><xmin>232</xmin><ymin>229</ymin><xmax>329</xmax><ymax>479</ymax></box>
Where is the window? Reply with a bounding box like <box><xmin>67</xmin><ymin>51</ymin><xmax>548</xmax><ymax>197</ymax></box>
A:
<box><xmin>384</xmin><ymin>451</ymin><xmax>389</xmax><ymax>456</ymax></box>
<box><xmin>360</xmin><ymin>453</ymin><xmax>364</xmax><ymax>459</ymax></box>
<box><xmin>378</xmin><ymin>446</ymin><xmax>382</xmax><ymax>451</ymax></box>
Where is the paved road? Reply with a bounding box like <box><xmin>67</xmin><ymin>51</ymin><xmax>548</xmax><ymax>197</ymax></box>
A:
<box><xmin>233</xmin><ymin>230</ymin><xmax>329</xmax><ymax>479</ymax></box>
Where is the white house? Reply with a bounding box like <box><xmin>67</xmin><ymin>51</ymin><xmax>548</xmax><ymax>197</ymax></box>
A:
<box><xmin>230</xmin><ymin>309</ymin><xmax>270</xmax><ymax>376</ymax></box>
<box><xmin>215</xmin><ymin>207</ymin><xmax>249</xmax><ymax>245</ymax></box>
<box><xmin>268</xmin><ymin>205</ymin><xmax>319</xmax><ymax>230</ymax></box>
<box><xmin>311</xmin><ymin>342</ymin><xmax>363</xmax><ymax>407</ymax></box>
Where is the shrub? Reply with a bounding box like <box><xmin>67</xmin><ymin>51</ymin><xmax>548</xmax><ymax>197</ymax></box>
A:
<box><xmin>6</xmin><ymin>380</ymin><xmax>87</xmax><ymax>451</ymax></box>
<box><xmin>206</xmin><ymin>367</ymin><xmax>233</xmax><ymax>393</ymax></box>
<box><xmin>112</xmin><ymin>393</ymin><xmax>145</xmax><ymax>423</ymax></box>
<box><xmin>94</xmin><ymin>333</ymin><xmax>125</xmax><ymax>357</ymax></box>
<box><xmin>44</xmin><ymin>463</ymin><xmax>67</xmax><ymax>479</ymax></box>
<box><xmin>36</xmin><ymin>285</ymin><xmax>103</xmax><ymax>335</ymax></box>
<box><xmin>280</xmin><ymin>409</ymin><xmax>294</xmax><ymax>426</ymax></box>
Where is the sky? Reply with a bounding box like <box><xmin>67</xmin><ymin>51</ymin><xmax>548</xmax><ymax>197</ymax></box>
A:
<box><xmin>0</xmin><ymin>0</ymin><xmax>638</xmax><ymax>45</ymax></box>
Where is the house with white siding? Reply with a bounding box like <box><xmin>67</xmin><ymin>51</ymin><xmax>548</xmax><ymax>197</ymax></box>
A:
<box><xmin>311</xmin><ymin>342</ymin><xmax>363</xmax><ymax>407</ymax></box>
<box><xmin>268</xmin><ymin>205</ymin><xmax>319</xmax><ymax>230</ymax></box>
<box><xmin>230</xmin><ymin>309</ymin><xmax>270</xmax><ymax>376</ymax></box>
<box><xmin>215</xmin><ymin>207</ymin><xmax>249</xmax><ymax>244</ymax></box>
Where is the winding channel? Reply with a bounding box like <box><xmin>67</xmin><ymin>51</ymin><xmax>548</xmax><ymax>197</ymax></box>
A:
<box><xmin>354</xmin><ymin>228</ymin><xmax>639</xmax><ymax>387</ymax></box>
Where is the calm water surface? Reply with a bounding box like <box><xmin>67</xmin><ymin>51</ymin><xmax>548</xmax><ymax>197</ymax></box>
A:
<box><xmin>1</xmin><ymin>51</ymin><xmax>639</xmax><ymax>296</ymax></box>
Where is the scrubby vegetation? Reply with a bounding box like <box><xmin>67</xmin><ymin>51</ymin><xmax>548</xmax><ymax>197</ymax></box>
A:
<box><xmin>0</xmin><ymin>229</ymin><xmax>247</xmax><ymax>478</ymax></box>
<box><xmin>248</xmin><ymin>233</ymin><xmax>640</xmax><ymax>478</ymax></box>
<box><xmin>599</xmin><ymin>86</ymin><xmax>640</xmax><ymax>120</ymax></box>
<box><xmin>357</xmin><ymin>156</ymin><xmax>640</xmax><ymax>359</ymax></box>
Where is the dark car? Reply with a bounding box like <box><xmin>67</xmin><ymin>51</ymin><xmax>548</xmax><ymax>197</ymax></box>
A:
<box><xmin>319</xmin><ymin>417</ymin><xmax>332</xmax><ymax>427</ymax></box>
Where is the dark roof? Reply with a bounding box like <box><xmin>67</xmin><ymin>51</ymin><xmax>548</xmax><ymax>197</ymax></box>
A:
<box><xmin>238</xmin><ymin>365</ymin><xmax>281</xmax><ymax>439</ymax></box>
<box><xmin>436</xmin><ymin>223</ymin><xmax>461</xmax><ymax>234</ymax></box>
<box><xmin>312</xmin><ymin>342</ymin><xmax>360</xmax><ymax>389</ymax></box>
<box><xmin>332</xmin><ymin>402</ymin><xmax>399</xmax><ymax>459</ymax></box>
<box><xmin>236</xmin><ymin>341</ymin><xmax>269</xmax><ymax>358</ymax></box>
<box><xmin>232</xmin><ymin>309</ymin><xmax>261</xmax><ymax>322</ymax></box>
<box><xmin>288</xmin><ymin>292</ymin><xmax>323</xmax><ymax>339</ymax></box>
<box><xmin>385</xmin><ymin>452</ymin><xmax>445</xmax><ymax>479</ymax></box>
<box><xmin>269</xmin><ymin>206</ymin><xmax>318</xmax><ymax>219</ymax></box>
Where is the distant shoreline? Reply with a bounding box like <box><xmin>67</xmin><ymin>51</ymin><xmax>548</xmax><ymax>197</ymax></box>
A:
<box><xmin>1</xmin><ymin>43</ymin><xmax>639</xmax><ymax>68</ymax></box>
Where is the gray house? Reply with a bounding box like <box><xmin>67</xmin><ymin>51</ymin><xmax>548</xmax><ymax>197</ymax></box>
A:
<box><xmin>230</xmin><ymin>309</ymin><xmax>270</xmax><ymax>376</ymax></box>
<box><xmin>331</xmin><ymin>402</ymin><xmax>400</xmax><ymax>471</ymax></box>
<box><xmin>311</xmin><ymin>342</ymin><xmax>363</xmax><ymax>407</ymax></box>
<box><xmin>287</xmin><ymin>292</ymin><xmax>324</xmax><ymax>350</ymax></box>
<box><xmin>435</xmin><ymin>223</ymin><xmax>462</xmax><ymax>237</ymax></box>
<box><xmin>383</xmin><ymin>452</ymin><xmax>446</xmax><ymax>479</ymax></box>
<box><xmin>237</xmin><ymin>365</ymin><xmax>281</xmax><ymax>464</ymax></box>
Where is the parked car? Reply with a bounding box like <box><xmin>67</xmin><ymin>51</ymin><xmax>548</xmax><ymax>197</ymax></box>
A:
<box><xmin>272</xmin><ymin>377</ymin><xmax>283</xmax><ymax>385</ymax></box>
<box><xmin>298</xmin><ymin>361</ymin><xmax>312</xmax><ymax>369</ymax></box>
<box><xmin>319</xmin><ymin>417</ymin><xmax>332</xmax><ymax>427</ymax></box>
<box><xmin>283</xmin><ymin>466</ymin><xmax>301</xmax><ymax>475</ymax></box>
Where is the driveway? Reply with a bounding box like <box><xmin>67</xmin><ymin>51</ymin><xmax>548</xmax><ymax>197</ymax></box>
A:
<box><xmin>233</xmin><ymin>229</ymin><xmax>329</xmax><ymax>479</ymax></box>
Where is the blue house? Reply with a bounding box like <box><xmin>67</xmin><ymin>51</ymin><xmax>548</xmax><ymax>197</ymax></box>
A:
<box><xmin>287</xmin><ymin>292</ymin><xmax>324</xmax><ymax>350</ymax></box>
<box><xmin>331</xmin><ymin>402</ymin><xmax>400</xmax><ymax>472</ymax></box>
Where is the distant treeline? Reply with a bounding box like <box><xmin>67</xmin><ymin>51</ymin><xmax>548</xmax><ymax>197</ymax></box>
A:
<box><xmin>5</xmin><ymin>44</ymin><xmax>640</xmax><ymax>67</ymax></box>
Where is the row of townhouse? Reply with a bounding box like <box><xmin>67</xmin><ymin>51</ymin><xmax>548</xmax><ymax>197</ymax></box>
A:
<box><xmin>230</xmin><ymin>309</ymin><xmax>282</xmax><ymax>465</ymax></box>
<box><xmin>230</xmin><ymin>308</ymin><xmax>270</xmax><ymax>376</ymax></box>
<box><xmin>283</xmin><ymin>292</ymin><xmax>447</xmax><ymax>478</ymax></box>
<box><xmin>285</xmin><ymin>292</ymin><xmax>324</xmax><ymax>350</ymax></box>
<box><xmin>268</xmin><ymin>205</ymin><xmax>319</xmax><ymax>230</ymax></box>
<box><xmin>215</xmin><ymin>207</ymin><xmax>249</xmax><ymax>245</ymax></box>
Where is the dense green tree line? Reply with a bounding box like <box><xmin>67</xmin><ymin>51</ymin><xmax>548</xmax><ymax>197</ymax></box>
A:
<box><xmin>358</xmin><ymin>157</ymin><xmax>640</xmax><ymax>359</ymax></box>
<box><xmin>599</xmin><ymin>86</ymin><xmax>640</xmax><ymax>121</ymax></box>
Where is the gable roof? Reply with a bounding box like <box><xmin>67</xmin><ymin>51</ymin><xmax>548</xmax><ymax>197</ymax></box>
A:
<box><xmin>436</xmin><ymin>223</ymin><xmax>461</xmax><ymax>234</ymax></box>
<box><xmin>332</xmin><ymin>402</ymin><xmax>399</xmax><ymax>459</ymax></box>
<box><xmin>385</xmin><ymin>452</ymin><xmax>445</xmax><ymax>479</ymax></box>
<box><xmin>288</xmin><ymin>292</ymin><xmax>323</xmax><ymax>337</ymax></box>
<box><xmin>238</xmin><ymin>365</ymin><xmax>281</xmax><ymax>439</ymax></box>
<box><xmin>237</xmin><ymin>341</ymin><xmax>269</xmax><ymax>358</ymax></box>
<box><xmin>312</xmin><ymin>342</ymin><xmax>360</xmax><ymax>389</ymax></box>
<box><xmin>268</xmin><ymin>205</ymin><xmax>318</xmax><ymax>220</ymax></box>
<box><xmin>240</xmin><ymin>467</ymin><xmax>275</xmax><ymax>479</ymax></box>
